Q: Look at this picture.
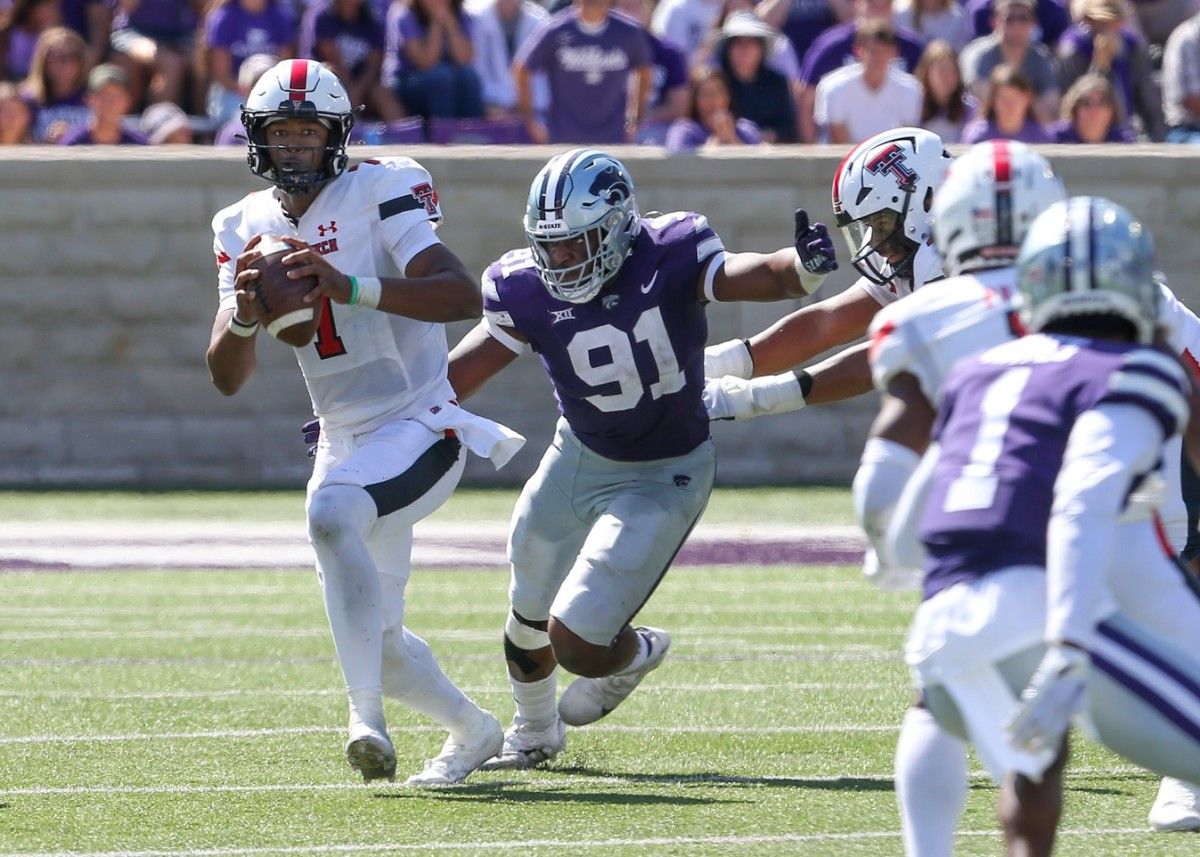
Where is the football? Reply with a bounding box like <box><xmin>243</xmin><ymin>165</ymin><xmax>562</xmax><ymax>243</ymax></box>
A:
<box><xmin>248</xmin><ymin>236</ymin><xmax>321</xmax><ymax>347</ymax></box>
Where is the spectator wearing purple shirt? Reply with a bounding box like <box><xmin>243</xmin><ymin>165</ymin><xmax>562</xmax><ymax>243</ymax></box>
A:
<box><xmin>21</xmin><ymin>26</ymin><xmax>91</xmax><ymax>143</ymax></box>
<box><xmin>965</xmin><ymin>0</ymin><xmax>1068</xmax><ymax>46</ymax></box>
<box><xmin>59</xmin><ymin>62</ymin><xmax>148</xmax><ymax>144</ymax></box>
<box><xmin>203</xmin><ymin>0</ymin><xmax>296</xmax><ymax>126</ymax></box>
<box><xmin>302</xmin><ymin>0</ymin><xmax>403</xmax><ymax>121</ymax></box>
<box><xmin>1</xmin><ymin>0</ymin><xmax>61</xmax><ymax>80</ymax></box>
<box><xmin>383</xmin><ymin>0</ymin><xmax>483</xmax><ymax>119</ymax></box>
<box><xmin>514</xmin><ymin>0</ymin><xmax>652</xmax><ymax>144</ymax></box>
<box><xmin>109</xmin><ymin>0</ymin><xmax>203</xmax><ymax>110</ymax></box>
<box><xmin>1050</xmin><ymin>71</ymin><xmax>1135</xmax><ymax>141</ymax></box>
<box><xmin>796</xmin><ymin>0</ymin><xmax>924</xmax><ymax>141</ymax></box>
<box><xmin>664</xmin><ymin>64</ymin><xmax>762</xmax><ymax>150</ymax></box>
<box><xmin>1057</xmin><ymin>0</ymin><xmax>1164</xmax><ymax>140</ymax></box>
<box><xmin>759</xmin><ymin>0</ymin><xmax>852</xmax><ymax>70</ymax></box>
<box><xmin>60</xmin><ymin>0</ymin><xmax>111</xmax><ymax>69</ymax></box>
<box><xmin>960</xmin><ymin>62</ymin><xmax>1051</xmax><ymax>142</ymax></box>
<box><xmin>615</xmin><ymin>0</ymin><xmax>687</xmax><ymax>144</ymax></box>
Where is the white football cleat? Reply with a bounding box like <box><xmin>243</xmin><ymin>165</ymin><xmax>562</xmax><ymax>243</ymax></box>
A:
<box><xmin>558</xmin><ymin>626</ymin><xmax>670</xmax><ymax>727</ymax></box>
<box><xmin>1149</xmin><ymin>777</ymin><xmax>1200</xmax><ymax>832</ymax></box>
<box><xmin>479</xmin><ymin>716</ymin><xmax>567</xmax><ymax>770</ymax></box>
<box><xmin>345</xmin><ymin>714</ymin><xmax>396</xmax><ymax>784</ymax></box>
<box><xmin>404</xmin><ymin>711</ymin><xmax>504</xmax><ymax>787</ymax></box>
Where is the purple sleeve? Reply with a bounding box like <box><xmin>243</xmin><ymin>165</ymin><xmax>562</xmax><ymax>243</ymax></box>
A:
<box><xmin>271</xmin><ymin>8</ymin><xmax>298</xmax><ymax>48</ymax></box>
<box><xmin>897</xmin><ymin>30</ymin><xmax>925</xmax><ymax>73</ymax></box>
<box><xmin>399</xmin><ymin>8</ymin><xmax>425</xmax><ymax>43</ymax></box>
<box><xmin>515</xmin><ymin>19</ymin><xmax>554</xmax><ymax>71</ymax></box>
<box><xmin>1036</xmin><ymin>0</ymin><xmax>1070</xmax><ymax>47</ymax></box>
<box><xmin>664</xmin><ymin>119</ymin><xmax>708</xmax><ymax>150</ymax></box>
<box><xmin>735</xmin><ymin>118</ymin><xmax>762</xmax><ymax>144</ymax></box>
<box><xmin>660</xmin><ymin>38</ymin><xmax>688</xmax><ymax>90</ymax></box>
<box><xmin>800</xmin><ymin>27</ymin><xmax>849</xmax><ymax>86</ymax></box>
<box><xmin>627</xmin><ymin>21</ymin><xmax>652</xmax><ymax>68</ymax></box>
<box><xmin>205</xmin><ymin>7</ymin><xmax>235</xmax><ymax>50</ymax></box>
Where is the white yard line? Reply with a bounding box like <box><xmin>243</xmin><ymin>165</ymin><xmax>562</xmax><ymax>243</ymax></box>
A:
<box><xmin>0</xmin><ymin>723</ymin><xmax>903</xmax><ymax>746</ymax></box>
<box><xmin>0</xmin><ymin>828</ymin><xmax>1157</xmax><ymax>857</ymax></box>
<box><xmin>0</xmin><ymin>766</ymin><xmax>1147</xmax><ymax>797</ymax></box>
<box><xmin>0</xmin><ymin>682</ymin><xmax>899</xmax><ymax>700</ymax></box>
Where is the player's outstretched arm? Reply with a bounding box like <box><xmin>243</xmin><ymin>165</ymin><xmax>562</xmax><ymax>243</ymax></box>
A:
<box><xmin>448</xmin><ymin>321</ymin><xmax>525</xmax><ymax>401</ymax></box>
<box><xmin>743</xmin><ymin>286</ymin><xmax>880</xmax><ymax>377</ymax></box>
<box><xmin>708</xmin><ymin>209</ymin><xmax>838</xmax><ymax>304</ymax></box>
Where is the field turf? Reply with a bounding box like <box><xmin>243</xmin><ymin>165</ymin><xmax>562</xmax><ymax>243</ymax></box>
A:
<box><xmin>0</xmin><ymin>489</ymin><xmax>1191</xmax><ymax>855</ymax></box>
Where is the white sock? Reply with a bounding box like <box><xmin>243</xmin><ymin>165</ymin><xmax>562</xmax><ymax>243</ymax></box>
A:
<box><xmin>308</xmin><ymin>485</ymin><xmax>386</xmax><ymax>714</ymax></box>
<box><xmin>382</xmin><ymin>624</ymin><xmax>482</xmax><ymax>738</ymax></box>
<box><xmin>616</xmin><ymin>628</ymin><xmax>651</xmax><ymax>675</ymax></box>
<box><xmin>510</xmin><ymin>672</ymin><xmax>558</xmax><ymax>729</ymax></box>
<box><xmin>895</xmin><ymin>706</ymin><xmax>968</xmax><ymax>857</ymax></box>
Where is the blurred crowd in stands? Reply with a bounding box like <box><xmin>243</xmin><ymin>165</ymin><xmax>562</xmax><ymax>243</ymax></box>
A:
<box><xmin>1</xmin><ymin>0</ymin><xmax>1198</xmax><ymax>147</ymax></box>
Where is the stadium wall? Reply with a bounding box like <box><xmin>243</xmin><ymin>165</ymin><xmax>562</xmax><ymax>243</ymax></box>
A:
<box><xmin>4</xmin><ymin>145</ymin><xmax>1198</xmax><ymax>487</ymax></box>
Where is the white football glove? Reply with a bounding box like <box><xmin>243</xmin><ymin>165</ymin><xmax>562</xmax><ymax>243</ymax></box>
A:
<box><xmin>704</xmin><ymin>339</ymin><xmax>754</xmax><ymax>380</ymax></box>
<box><xmin>1006</xmin><ymin>644</ymin><xmax>1090</xmax><ymax>756</ymax></box>
<box><xmin>703</xmin><ymin>373</ymin><xmax>807</xmax><ymax>421</ymax></box>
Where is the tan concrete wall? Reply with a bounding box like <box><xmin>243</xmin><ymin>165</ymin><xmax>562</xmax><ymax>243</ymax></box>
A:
<box><xmin>3</xmin><ymin>144</ymin><xmax>1197</xmax><ymax>487</ymax></box>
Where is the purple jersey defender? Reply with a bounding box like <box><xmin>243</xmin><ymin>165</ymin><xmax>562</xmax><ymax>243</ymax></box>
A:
<box><xmin>919</xmin><ymin>333</ymin><xmax>1189</xmax><ymax>601</ymax></box>
<box><xmin>483</xmin><ymin>211</ymin><xmax>720</xmax><ymax>462</ymax></box>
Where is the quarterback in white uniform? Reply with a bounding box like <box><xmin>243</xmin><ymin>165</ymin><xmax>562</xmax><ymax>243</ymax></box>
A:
<box><xmin>205</xmin><ymin>59</ymin><xmax>522</xmax><ymax>787</ymax></box>
<box><xmin>857</xmin><ymin>142</ymin><xmax>1200</xmax><ymax>850</ymax></box>
<box><xmin>704</xmin><ymin>127</ymin><xmax>953</xmax><ymax>419</ymax></box>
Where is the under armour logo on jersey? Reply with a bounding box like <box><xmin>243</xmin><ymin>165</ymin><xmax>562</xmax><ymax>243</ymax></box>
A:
<box><xmin>865</xmin><ymin>144</ymin><xmax>917</xmax><ymax>190</ymax></box>
<box><xmin>317</xmin><ymin>221</ymin><xmax>337</xmax><ymax>237</ymax></box>
<box><xmin>551</xmin><ymin>308</ymin><xmax>575</xmax><ymax>323</ymax></box>
<box><xmin>602</xmin><ymin>294</ymin><xmax>620</xmax><ymax>310</ymax></box>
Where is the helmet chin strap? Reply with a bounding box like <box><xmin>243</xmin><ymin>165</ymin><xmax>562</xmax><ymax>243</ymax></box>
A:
<box><xmin>272</xmin><ymin>166</ymin><xmax>330</xmax><ymax>196</ymax></box>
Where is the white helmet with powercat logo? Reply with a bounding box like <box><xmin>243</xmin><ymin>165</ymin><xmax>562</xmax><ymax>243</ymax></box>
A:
<box><xmin>523</xmin><ymin>148</ymin><xmax>641</xmax><ymax>304</ymax></box>
<box><xmin>831</xmin><ymin>127</ymin><xmax>952</xmax><ymax>287</ymax></box>
<box><xmin>241</xmin><ymin>59</ymin><xmax>355</xmax><ymax>196</ymax></box>
<box><xmin>934</xmin><ymin>140</ymin><xmax>1066</xmax><ymax>277</ymax></box>
<box><xmin>1017</xmin><ymin>197</ymin><xmax>1160</xmax><ymax>343</ymax></box>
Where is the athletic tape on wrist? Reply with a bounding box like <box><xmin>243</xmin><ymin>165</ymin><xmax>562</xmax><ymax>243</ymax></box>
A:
<box><xmin>349</xmin><ymin>276</ymin><xmax>382</xmax><ymax>309</ymax></box>
<box><xmin>227</xmin><ymin>315</ymin><xmax>259</xmax><ymax>337</ymax></box>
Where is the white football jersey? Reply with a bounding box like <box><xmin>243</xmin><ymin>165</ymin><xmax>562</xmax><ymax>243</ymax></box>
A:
<box><xmin>1156</xmin><ymin>282</ymin><xmax>1200</xmax><ymax>552</ymax></box>
<box><xmin>213</xmin><ymin>157</ymin><xmax>455</xmax><ymax>434</ymax></box>
<box><xmin>867</xmin><ymin>267</ymin><xmax>1017</xmax><ymax>404</ymax></box>
<box><xmin>855</xmin><ymin>241</ymin><xmax>945</xmax><ymax>307</ymax></box>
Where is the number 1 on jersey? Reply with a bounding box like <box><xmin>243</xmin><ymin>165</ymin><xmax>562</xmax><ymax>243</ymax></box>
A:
<box><xmin>315</xmin><ymin>296</ymin><xmax>347</xmax><ymax>359</ymax></box>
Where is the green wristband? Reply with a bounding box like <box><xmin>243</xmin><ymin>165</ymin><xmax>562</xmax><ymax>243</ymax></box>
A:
<box><xmin>348</xmin><ymin>276</ymin><xmax>360</xmax><ymax>306</ymax></box>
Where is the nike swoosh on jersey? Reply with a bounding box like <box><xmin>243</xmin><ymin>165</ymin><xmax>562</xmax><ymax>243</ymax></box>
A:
<box><xmin>641</xmin><ymin>272</ymin><xmax>659</xmax><ymax>294</ymax></box>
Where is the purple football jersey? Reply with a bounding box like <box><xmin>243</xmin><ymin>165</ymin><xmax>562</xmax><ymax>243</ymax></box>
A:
<box><xmin>483</xmin><ymin>212</ymin><xmax>722</xmax><ymax>461</ymax></box>
<box><xmin>920</xmin><ymin>333</ymin><xmax>1188</xmax><ymax>600</ymax></box>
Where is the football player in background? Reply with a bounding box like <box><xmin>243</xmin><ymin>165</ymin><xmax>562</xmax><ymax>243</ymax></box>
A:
<box><xmin>889</xmin><ymin>198</ymin><xmax>1200</xmax><ymax>855</ymax></box>
<box><xmin>859</xmin><ymin>144</ymin><xmax>1200</xmax><ymax>844</ymax></box>
<box><xmin>703</xmin><ymin>126</ymin><xmax>953</xmax><ymax>420</ymax></box>
<box><xmin>205</xmin><ymin>59</ymin><xmax>524</xmax><ymax>787</ymax></box>
<box><xmin>444</xmin><ymin>147</ymin><xmax>840</xmax><ymax>770</ymax></box>
<box><xmin>854</xmin><ymin>139</ymin><xmax>1067</xmax><ymax>856</ymax></box>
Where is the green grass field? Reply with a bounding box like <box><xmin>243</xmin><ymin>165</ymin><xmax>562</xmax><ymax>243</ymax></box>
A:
<box><xmin>0</xmin><ymin>489</ymin><xmax>1191</xmax><ymax>856</ymax></box>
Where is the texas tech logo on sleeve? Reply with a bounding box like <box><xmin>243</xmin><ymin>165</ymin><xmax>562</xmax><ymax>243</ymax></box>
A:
<box><xmin>411</xmin><ymin>182</ymin><xmax>439</xmax><ymax>216</ymax></box>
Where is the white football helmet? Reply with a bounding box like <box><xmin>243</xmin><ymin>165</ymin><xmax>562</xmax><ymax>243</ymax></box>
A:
<box><xmin>934</xmin><ymin>140</ymin><xmax>1067</xmax><ymax>276</ymax></box>
<box><xmin>831</xmin><ymin>127</ymin><xmax>953</xmax><ymax>287</ymax></box>
<box><xmin>523</xmin><ymin>148</ymin><xmax>641</xmax><ymax>304</ymax></box>
<box><xmin>1017</xmin><ymin>197</ymin><xmax>1160</xmax><ymax>343</ymax></box>
<box><xmin>241</xmin><ymin>59</ymin><xmax>355</xmax><ymax>195</ymax></box>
